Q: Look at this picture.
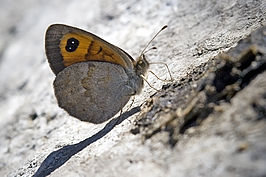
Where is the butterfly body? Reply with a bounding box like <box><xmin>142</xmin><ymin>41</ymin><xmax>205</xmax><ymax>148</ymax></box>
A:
<box><xmin>45</xmin><ymin>24</ymin><xmax>149</xmax><ymax>123</ymax></box>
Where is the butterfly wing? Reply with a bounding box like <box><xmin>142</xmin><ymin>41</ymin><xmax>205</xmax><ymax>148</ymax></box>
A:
<box><xmin>53</xmin><ymin>61</ymin><xmax>131</xmax><ymax>123</ymax></box>
<box><xmin>45</xmin><ymin>24</ymin><xmax>134</xmax><ymax>75</ymax></box>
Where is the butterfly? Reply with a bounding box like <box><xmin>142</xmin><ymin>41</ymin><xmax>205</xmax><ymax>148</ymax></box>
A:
<box><xmin>45</xmin><ymin>24</ymin><xmax>167</xmax><ymax>123</ymax></box>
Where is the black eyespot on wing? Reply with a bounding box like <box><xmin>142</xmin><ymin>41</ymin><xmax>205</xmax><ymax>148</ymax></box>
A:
<box><xmin>65</xmin><ymin>38</ymin><xmax>79</xmax><ymax>52</ymax></box>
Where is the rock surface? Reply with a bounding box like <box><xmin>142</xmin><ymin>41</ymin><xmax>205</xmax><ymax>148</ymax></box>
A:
<box><xmin>0</xmin><ymin>0</ymin><xmax>265</xmax><ymax>177</ymax></box>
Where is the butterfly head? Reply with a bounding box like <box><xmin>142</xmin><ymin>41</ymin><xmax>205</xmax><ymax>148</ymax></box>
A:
<box><xmin>134</xmin><ymin>54</ymin><xmax>149</xmax><ymax>76</ymax></box>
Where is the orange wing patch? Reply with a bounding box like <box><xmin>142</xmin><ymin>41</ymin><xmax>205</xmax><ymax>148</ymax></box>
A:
<box><xmin>60</xmin><ymin>33</ymin><xmax>128</xmax><ymax>69</ymax></box>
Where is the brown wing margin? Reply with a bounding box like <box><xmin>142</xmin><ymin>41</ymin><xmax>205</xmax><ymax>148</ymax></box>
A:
<box><xmin>45</xmin><ymin>24</ymin><xmax>68</xmax><ymax>75</ymax></box>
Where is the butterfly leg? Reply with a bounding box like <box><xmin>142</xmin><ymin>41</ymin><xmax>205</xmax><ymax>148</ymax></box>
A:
<box><xmin>126</xmin><ymin>96</ymin><xmax>135</xmax><ymax>111</ymax></box>
<box><xmin>141</xmin><ymin>75</ymin><xmax>160</xmax><ymax>92</ymax></box>
<box><xmin>149</xmin><ymin>62</ymin><xmax>174</xmax><ymax>82</ymax></box>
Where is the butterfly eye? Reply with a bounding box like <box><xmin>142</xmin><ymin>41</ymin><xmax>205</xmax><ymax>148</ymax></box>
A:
<box><xmin>65</xmin><ymin>37</ymin><xmax>79</xmax><ymax>52</ymax></box>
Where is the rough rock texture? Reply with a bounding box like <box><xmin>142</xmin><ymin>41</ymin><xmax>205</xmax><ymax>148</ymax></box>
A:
<box><xmin>0</xmin><ymin>0</ymin><xmax>265</xmax><ymax>177</ymax></box>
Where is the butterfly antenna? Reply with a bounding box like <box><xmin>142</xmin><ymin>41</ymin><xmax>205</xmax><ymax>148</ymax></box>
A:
<box><xmin>140</xmin><ymin>25</ymin><xmax>168</xmax><ymax>56</ymax></box>
<box><xmin>143</xmin><ymin>46</ymin><xmax>157</xmax><ymax>54</ymax></box>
